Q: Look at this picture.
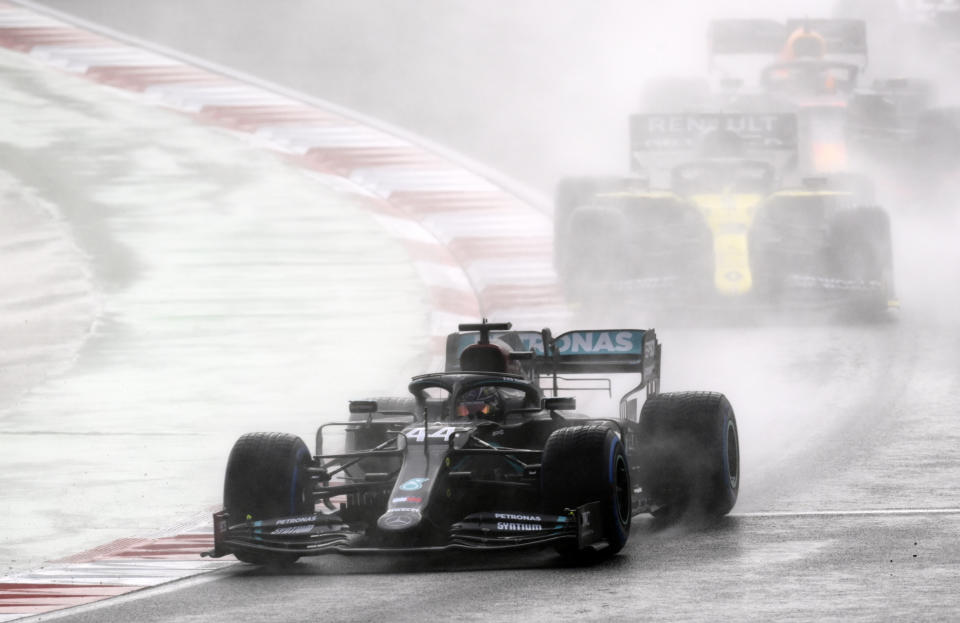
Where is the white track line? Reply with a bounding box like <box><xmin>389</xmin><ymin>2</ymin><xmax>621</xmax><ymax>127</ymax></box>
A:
<box><xmin>733</xmin><ymin>508</ymin><xmax>960</xmax><ymax>518</ymax></box>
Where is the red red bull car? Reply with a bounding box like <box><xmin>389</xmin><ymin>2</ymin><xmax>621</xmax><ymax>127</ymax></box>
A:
<box><xmin>705</xmin><ymin>18</ymin><xmax>878</xmax><ymax>173</ymax></box>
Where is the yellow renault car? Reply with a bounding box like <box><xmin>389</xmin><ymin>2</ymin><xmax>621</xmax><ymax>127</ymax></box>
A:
<box><xmin>555</xmin><ymin>161</ymin><xmax>895</xmax><ymax>319</ymax></box>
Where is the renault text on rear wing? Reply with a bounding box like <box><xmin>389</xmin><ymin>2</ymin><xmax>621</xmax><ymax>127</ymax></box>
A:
<box><xmin>629</xmin><ymin>113</ymin><xmax>797</xmax><ymax>174</ymax></box>
<box><xmin>631</xmin><ymin>113</ymin><xmax>797</xmax><ymax>151</ymax></box>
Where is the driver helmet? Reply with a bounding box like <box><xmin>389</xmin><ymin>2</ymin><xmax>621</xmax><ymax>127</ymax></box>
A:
<box><xmin>456</xmin><ymin>386</ymin><xmax>503</xmax><ymax>421</ymax></box>
<box><xmin>784</xmin><ymin>27</ymin><xmax>826</xmax><ymax>60</ymax></box>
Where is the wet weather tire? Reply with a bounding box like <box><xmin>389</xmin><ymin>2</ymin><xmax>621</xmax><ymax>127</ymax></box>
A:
<box><xmin>637</xmin><ymin>392</ymin><xmax>739</xmax><ymax>519</ymax></box>
<box><xmin>829</xmin><ymin>207</ymin><xmax>893</xmax><ymax>321</ymax></box>
<box><xmin>223</xmin><ymin>432</ymin><xmax>312</xmax><ymax>565</ymax></box>
<box><xmin>564</xmin><ymin>206</ymin><xmax>630</xmax><ymax>295</ymax></box>
<box><xmin>541</xmin><ymin>425</ymin><xmax>631</xmax><ymax>559</ymax></box>
<box><xmin>554</xmin><ymin>176</ymin><xmax>644</xmax><ymax>276</ymax></box>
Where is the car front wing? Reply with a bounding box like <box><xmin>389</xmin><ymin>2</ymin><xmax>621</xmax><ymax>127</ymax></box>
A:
<box><xmin>202</xmin><ymin>502</ymin><xmax>606</xmax><ymax>558</ymax></box>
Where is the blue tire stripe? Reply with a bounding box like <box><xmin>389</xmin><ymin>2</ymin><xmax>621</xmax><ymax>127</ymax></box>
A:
<box><xmin>289</xmin><ymin>446</ymin><xmax>308</xmax><ymax>514</ymax></box>
<box><xmin>608</xmin><ymin>434</ymin><xmax>628</xmax><ymax>541</ymax></box>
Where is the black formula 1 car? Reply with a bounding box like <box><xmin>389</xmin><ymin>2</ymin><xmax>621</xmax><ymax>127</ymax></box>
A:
<box><xmin>204</xmin><ymin>321</ymin><xmax>740</xmax><ymax>565</ymax></box>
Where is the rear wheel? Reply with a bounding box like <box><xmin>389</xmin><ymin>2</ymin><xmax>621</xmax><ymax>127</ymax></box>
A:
<box><xmin>637</xmin><ymin>392</ymin><xmax>739</xmax><ymax>520</ymax></box>
<box><xmin>541</xmin><ymin>425</ymin><xmax>631</xmax><ymax>560</ymax></box>
<box><xmin>554</xmin><ymin>176</ymin><xmax>645</xmax><ymax>276</ymax></box>
<box><xmin>223</xmin><ymin>432</ymin><xmax>312</xmax><ymax>565</ymax></box>
<box><xmin>829</xmin><ymin>207</ymin><xmax>893</xmax><ymax>320</ymax></box>
<box><xmin>564</xmin><ymin>205</ymin><xmax>630</xmax><ymax>299</ymax></box>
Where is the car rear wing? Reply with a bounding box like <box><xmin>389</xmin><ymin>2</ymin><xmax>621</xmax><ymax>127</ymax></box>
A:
<box><xmin>629</xmin><ymin>113</ymin><xmax>797</xmax><ymax>179</ymax></box>
<box><xmin>784</xmin><ymin>19</ymin><xmax>867</xmax><ymax>68</ymax></box>
<box><xmin>709</xmin><ymin>18</ymin><xmax>868</xmax><ymax>59</ymax></box>
<box><xmin>708</xmin><ymin>19</ymin><xmax>868</xmax><ymax>81</ymax></box>
<box><xmin>446</xmin><ymin>327</ymin><xmax>661</xmax><ymax>396</ymax></box>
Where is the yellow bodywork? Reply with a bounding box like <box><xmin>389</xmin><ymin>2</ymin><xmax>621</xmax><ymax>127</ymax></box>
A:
<box><xmin>689</xmin><ymin>192</ymin><xmax>765</xmax><ymax>295</ymax></box>
<box><xmin>595</xmin><ymin>188</ymin><xmax>765</xmax><ymax>296</ymax></box>
<box><xmin>594</xmin><ymin>188</ymin><xmax>851</xmax><ymax>297</ymax></box>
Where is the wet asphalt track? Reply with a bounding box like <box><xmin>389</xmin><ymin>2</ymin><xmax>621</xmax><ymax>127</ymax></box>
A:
<box><xmin>34</xmin><ymin>310</ymin><xmax>960</xmax><ymax>622</ymax></box>
<box><xmin>36</xmin><ymin>513</ymin><xmax>960</xmax><ymax>622</ymax></box>
<box><xmin>15</xmin><ymin>1</ymin><xmax>960</xmax><ymax>621</ymax></box>
<box><xmin>0</xmin><ymin>43</ymin><xmax>430</xmax><ymax>573</ymax></box>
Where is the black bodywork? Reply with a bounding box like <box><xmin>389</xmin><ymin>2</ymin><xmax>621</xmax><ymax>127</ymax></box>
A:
<box><xmin>206</xmin><ymin>324</ymin><xmax>663</xmax><ymax>558</ymax></box>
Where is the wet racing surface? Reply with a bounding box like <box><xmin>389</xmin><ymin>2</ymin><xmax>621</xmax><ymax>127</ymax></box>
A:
<box><xmin>0</xmin><ymin>43</ymin><xmax>430</xmax><ymax>573</ymax></box>
<box><xmin>42</xmin><ymin>513</ymin><xmax>960</xmax><ymax>622</ymax></box>
<box><xmin>8</xmin><ymin>1</ymin><xmax>960</xmax><ymax>621</ymax></box>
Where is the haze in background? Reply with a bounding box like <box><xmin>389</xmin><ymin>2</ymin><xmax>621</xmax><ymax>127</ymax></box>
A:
<box><xmin>26</xmin><ymin>0</ymin><xmax>960</xmax><ymax>491</ymax></box>
<box><xmin>34</xmin><ymin>0</ymin><xmax>847</xmax><ymax>191</ymax></box>
<box><xmin>10</xmin><ymin>0</ymin><xmax>957</xmax><ymax>510</ymax></box>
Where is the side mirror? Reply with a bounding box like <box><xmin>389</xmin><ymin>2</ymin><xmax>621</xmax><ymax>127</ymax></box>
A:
<box><xmin>542</xmin><ymin>397</ymin><xmax>576</xmax><ymax>411</ymax></box>
<box><xmin>349</xmin><ymin>400</ymin><xmax>378</xmax><ymax>415</ymax></box>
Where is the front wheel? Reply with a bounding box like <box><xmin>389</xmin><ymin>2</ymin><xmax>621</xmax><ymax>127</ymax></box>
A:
<box><xmin>223</xmin><ymin>432</ymin><xmax>313</xmax><ymax>565</ymax></box>
<box><xmin>541</xmin><ymin>425</ymin><xmax>631</xmax><ymax>560</ymax></box>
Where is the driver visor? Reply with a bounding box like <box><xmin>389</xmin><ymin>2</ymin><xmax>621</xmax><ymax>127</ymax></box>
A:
<box><xmin>457</xmin><ymin>401</ymin><xmax>492</xmax><ymax>418</ymax></box>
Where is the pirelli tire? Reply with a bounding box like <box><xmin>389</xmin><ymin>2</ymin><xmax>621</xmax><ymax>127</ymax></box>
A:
<box><xmin>637</xmin><ymin>392</ymin><xmax>739</xmax><ymax>519</ymax></box>
<box><xmin>223</xmin><ymin>432</ymin><xmax>312</xmax><ymax>565</ymax></box>
<box><xmin>554</xmin><ymin>176</ymin><xmax>642</xmax><ymax>274</ymax></box>
<box><xmin>828</xmin><ymin>206</ymin><xmax>894</xmax><ymax>319</ymax></box>
<box><xmin>564</xmin><ymin>205</ymin><xmax>630</xmax><ymax>290</ymax></box>
<box><xmin>541</xmin><ymin>425</ymin><xmax>631</xmax><ymax>559</ymax></box>
<box><xmin>554</xmin><ymin>177</ymin><xmax>605</xmax><ymax>267</ymax></box>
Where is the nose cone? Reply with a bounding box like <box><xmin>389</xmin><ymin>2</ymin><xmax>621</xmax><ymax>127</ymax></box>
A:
<box><xmin>377</xmin><ymin>509</ymin><xmax>422</xmax><ymax>532</ymax></box>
